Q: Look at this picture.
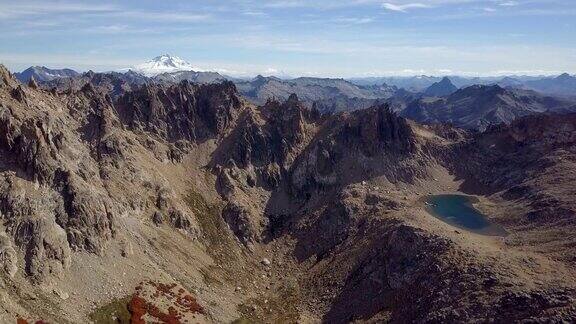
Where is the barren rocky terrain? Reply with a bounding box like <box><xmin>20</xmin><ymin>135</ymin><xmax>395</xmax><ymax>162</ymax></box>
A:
<box><xmin>1</xmin><ymin>64</ymin><xmax>576</xmax><ymax>323</ymax></box>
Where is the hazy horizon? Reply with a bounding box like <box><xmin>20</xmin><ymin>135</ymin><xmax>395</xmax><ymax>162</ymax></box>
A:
<box><xmin>4</xmin><ymin>56</ymin><xmax>575</xmax><ymax>79</ymax></box>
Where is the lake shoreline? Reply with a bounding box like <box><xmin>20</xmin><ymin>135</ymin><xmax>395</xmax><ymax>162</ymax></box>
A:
<box><xmin>421</xmin><ymin>194</ymin><xmax>508</xmax><ymax>237</ymax></box>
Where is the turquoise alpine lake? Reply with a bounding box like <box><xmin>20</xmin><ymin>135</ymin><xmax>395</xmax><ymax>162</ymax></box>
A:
<box><xmin>424</xmin><ymin>194</ymin><xmax>507</xmax><ymax>236</ymax></box>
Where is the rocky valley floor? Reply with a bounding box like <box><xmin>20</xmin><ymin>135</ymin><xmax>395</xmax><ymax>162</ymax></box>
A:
<box><xmin>0</xmin><ymin>65</ymin><xmax>575</xmax><ymax>323</ymax></box>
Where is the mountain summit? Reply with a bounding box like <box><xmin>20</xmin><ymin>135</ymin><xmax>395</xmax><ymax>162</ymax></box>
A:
<box><xmin>132</xmin><ymin>54</ymin><xmax>200</xmax><ymax>76</ymax></box>
<box><xmin>14</xmin><ymin>66</ymin><xmax>79</xmax><ymax>83</ymax></box>
<box><xmin>424</xmin><ymin>76</ymin><xmax>458</xmax><ymax>97</ymax></box>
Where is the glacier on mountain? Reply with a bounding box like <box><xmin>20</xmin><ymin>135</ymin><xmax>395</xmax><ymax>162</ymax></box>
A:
<box><xmin>132</xmin><ymin>54</ymin><xmax>201</xmax><ymax>76</ymax></box>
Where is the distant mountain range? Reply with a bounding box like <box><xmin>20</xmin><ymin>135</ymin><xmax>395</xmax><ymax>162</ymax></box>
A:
<box><xmin>43</xmin><ymin>70</ymin><xmax>149</xmax><ymax>98</ymax></box>
<box><xmin>10</xmin><ymin>56</ymin><xmax>576</xmax><ymax>132</ymax></box>
<box><xmin>401</xmin><ymin>84</ymin><xmax>576</xmax><ymax>131</ymax></box>
<box><xmin>234</xmin><ymin>75</ymin><xmax>397</xmax><ymax>106</ymax></box>
<box><xmin>350</xmin><ymin>74</ymin><xmax>576</xmax><ymax>97</ymax></box>
<box><xmin>13</xmin><ymin>55</ymin><xmax>576</xmax><ymax>98</ymax></box>
<box><xmin>348</xmin><ymin>75</ymin><xmax>504</xmax><ymax>91</ymax></box>
<box><xmin>523</xmin><ymin>73</ymin><xmax>576</xmax><ymax>97</ymax></box>
<box><xmin>34</xmin><ymin>55</ymin><xmax>227</xmax><ymax>97</ymax></box>
<box><xmin>14</xmin><ymin>66</ymin><xmax>79</xmax><ymax>83</ymax></box>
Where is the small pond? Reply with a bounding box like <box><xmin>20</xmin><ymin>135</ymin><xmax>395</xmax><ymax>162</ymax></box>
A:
<box><xmin>425</xmin><ymin>194</ymin><xmax>507</xmax><ymax>236</ymax></box>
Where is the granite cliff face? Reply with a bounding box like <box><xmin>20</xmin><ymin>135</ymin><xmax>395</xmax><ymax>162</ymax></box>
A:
<box><xmin>288</xmin><ymin>105</ymin><xmax>418</xmax><ymax>195</ymax></box>
<box><xmin>0</xmin><ymin>65</ymin><xmax>235</xmax><ymax>284</ymax></box>
<box><xmin>1</xmin><ymin>64</ymin><xmax>576</xmax><ymax>323</ymax></box>
<box><xmin>0</xmin><ymin>66</ymin><xmax>116</xmax><ymax>282</ymax></box>
<box><xmin>115</xmin><ymin>80</ymin><xmax>241</xmax><ymax>143</ymax></box>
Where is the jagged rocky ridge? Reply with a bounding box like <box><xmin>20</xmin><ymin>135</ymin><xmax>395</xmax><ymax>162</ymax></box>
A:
<box><xmin>1</xmin><ymin>64</ymin><xmax>576</xmax><ymax>323</ymax></box>
<box><xmin>29</xmin><ymin>68</ymin><xmax>576</xmax><ymax>125</ymax></box>
<box><xmin>0</xmin><ymin>67</ymin><xmax>242</xmax><ymax>282</ymax></box>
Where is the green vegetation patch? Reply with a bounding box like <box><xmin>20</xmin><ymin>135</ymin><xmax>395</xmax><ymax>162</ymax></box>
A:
<box><xmin>236</xmin><ymin>277</ymin><xmax>301</xmax><ymax>323</ymax></box>
<box><xmin>184</xmin><ymin>188</ymin><xmax>235</xmax><ymax>256</ymax></box>
<box><xmin>184</xmin><ymin>186</ymin><xmax>246</xmax><ymax>286</ymax></box>
<box><xmin>89</xmin><ymin>296</ymin><xmax>132</xmax><ymax>324</ymax></box>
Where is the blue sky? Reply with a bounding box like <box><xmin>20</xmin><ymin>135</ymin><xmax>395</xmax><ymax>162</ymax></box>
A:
<box><xmin>0</xmin><ymin>0</ymin><xmax>575</xmax><ymax>77</ymax></box>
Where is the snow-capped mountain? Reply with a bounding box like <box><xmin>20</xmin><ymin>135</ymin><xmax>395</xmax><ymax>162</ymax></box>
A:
<box><xmin>132</xmin><ymin>54</ymin><xmax>200</xmax><ymax>77</ymax></box>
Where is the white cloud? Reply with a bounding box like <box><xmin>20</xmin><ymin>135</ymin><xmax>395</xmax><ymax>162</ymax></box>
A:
<box><xmin>261</xmin><ymin>0</ymin><xmax>380</xmax><ymax>9</ymax></box>
<box><xmin>498</xmin><ymin>1</ymin><xmax>519</xmax><ymax>7</ymax></box>
<box><xmin>0</xmin><ymin>1</ymin><xmax>210</xmax><ymax>23</ymax></box>
<box><xmin>0</xmin><ymin>2</ymin><xmax>116</xmax><ymax>19</ymax></box>
<box><xmin>382</xmin><ymin>2</ymin><xmax>430</xmax><ymax>12</ymax></box>
<box><xmin>334</xmin><ymin>17</ymin><xmax>375</xmax><ymax>24</ymax></box>
<box><xmin>109</xmin><ymin>11</ymin><xmax>210</xmax><ymax>22</ymax></box>
<box><xmin>258</xmin><ymin>0</ymin><xmax>477</xmax><ymax>10</ymax></box>
<box><xmin>242</xmin><ymin>10</ymin><xmax>267</xmax><ymax>16</ymax></box>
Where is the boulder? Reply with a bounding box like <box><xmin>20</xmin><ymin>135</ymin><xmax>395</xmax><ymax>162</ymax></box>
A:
<box><xmin>222</xmin><ymin>201</ymin><xmax>259</xmax><ymax>246</ymax></box>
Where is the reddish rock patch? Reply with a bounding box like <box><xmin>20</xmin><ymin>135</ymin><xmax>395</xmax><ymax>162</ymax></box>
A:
<box><xmin>16</xmin><ymin>319</ymin><xmax>48</xmax><ymax>324</ymax></box>
<box><xmin>128</xmin><ymin>281</ymin><xmax>205</xmax><ymax>324</ymax></box>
